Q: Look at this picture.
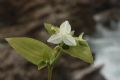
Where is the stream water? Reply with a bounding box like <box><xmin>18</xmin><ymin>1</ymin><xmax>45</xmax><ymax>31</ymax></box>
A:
<box><xmin>88</xmin><ymin>22</ymin><xmax>120</xmax><ymax>80</ymax></box>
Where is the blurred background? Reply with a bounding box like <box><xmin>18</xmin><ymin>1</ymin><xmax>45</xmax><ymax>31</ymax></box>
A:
<box><xmin>0</xmin><ymin>0</ymin><xmax>120</xmax><ymax>80</ymax></box>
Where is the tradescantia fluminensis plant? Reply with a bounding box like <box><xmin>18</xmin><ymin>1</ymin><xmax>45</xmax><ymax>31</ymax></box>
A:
<box><xmin>6</xmin><ymin>21</ymin><xmax>93</xmax><ymax>80</ymax></box>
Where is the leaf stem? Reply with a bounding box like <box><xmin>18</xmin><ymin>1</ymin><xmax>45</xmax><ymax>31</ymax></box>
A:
<box><xmin>47</xmin><ymin>43</ymin><xmax>63</xmax><ymax>80</ymax></box>
<box><xmin>48</xmin><ymin>65</ymin><xmax>53</xmax><ymax>80</ymax></box>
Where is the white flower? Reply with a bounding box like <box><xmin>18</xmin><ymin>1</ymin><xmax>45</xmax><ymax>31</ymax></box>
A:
<box><xmin>47</xmin><ymin>21</ymin><xmax>76</xmax><ymax>46</ymax></box>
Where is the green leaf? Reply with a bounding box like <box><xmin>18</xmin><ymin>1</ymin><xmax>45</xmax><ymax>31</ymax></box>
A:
<box><xmin>6</xmin><ymin>37</ymin><xmax>55</xmax><ymax>68</ymax></box>
<box><xmin>44</xmin><ymin>23</ymin><xmax>59</xmax><ymax>35</ymax></box>
<box><xmin>79</xmin><ymin>32</ymin><xmax>84</xmax><ymax>40</ymax></box>
<box><xmin>63</xmin><ymin>40</ymin><xmax>93</xmax><ymax>63</ymax></box>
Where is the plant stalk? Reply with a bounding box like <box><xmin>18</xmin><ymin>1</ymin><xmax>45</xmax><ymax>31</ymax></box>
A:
<box><xmin>48</xmin><ymin>65</ymin><xmax>53</xmax><ymax>80</ymax></box>
<box><xmin>47</xmin><ymin>44</ymin><xmax>63</xmax><ymax>80</ymax></box>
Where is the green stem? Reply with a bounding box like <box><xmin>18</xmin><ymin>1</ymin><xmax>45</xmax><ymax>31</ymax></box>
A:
<box><xmin>53</xmin><ymin>47</ymin><xmax>62</xmax><ymax>65</ymax></box>
<box><xmin>48</xmin><ymin>65</ymin><xmax>53</xmax><ymax>80</ymax></box>
<box><xmin>47</xmin><ymin>43</ymin><xmax>63</xmax><ymax>80</ymax></box>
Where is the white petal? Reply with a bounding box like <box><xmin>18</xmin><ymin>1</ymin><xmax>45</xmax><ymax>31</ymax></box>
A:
<box><xmin>60</xmin><ymin>21</ymin><xmax>71</xmax><ymax>34</ymax></box>
<box><xmin>63</xmin><ymin>35</ymin><xmax>76</xmax><ymax>46</ymax></box>
<box><xmin>47</xmin><ymin>33</ymin><xmax>62</xmax><ymax>44</ymax></box>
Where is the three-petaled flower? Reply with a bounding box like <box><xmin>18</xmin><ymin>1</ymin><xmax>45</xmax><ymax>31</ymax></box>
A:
<box><xmin>47</xmin><ymin>21</ymin><xmax>76</xmax><ymax>46</ymax></box>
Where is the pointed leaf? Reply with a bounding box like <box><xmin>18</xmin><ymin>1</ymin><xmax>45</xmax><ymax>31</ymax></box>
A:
<box><xmin>63</xmin><ymin>40</ymin><xmax>93</xmax><ymax>63</ymax></box>
<box><xmin>79</xmin><ymin>32</ymin><xmax>84</xmax><ymax>40</ymax></box>
<box><xmin>6</xmin><ymin>37</ymin><xmax>55</xmax><ymax>66</ymax></box>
